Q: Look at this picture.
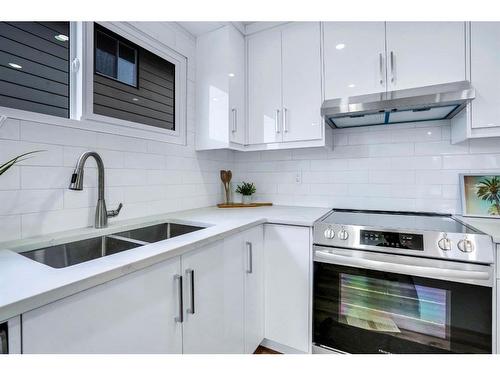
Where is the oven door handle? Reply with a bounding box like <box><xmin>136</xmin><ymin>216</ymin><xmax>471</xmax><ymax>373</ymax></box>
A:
<box><xmin>314</xmin><ymin>250</ymin><xmax>491</xmax><ymax>282</ymax></box>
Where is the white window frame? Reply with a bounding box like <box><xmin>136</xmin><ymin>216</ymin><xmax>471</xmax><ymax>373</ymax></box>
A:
<box><xmin>0</xmin><ymin>21</ymin><xmax>188</xmax><ymax>145</ymax></box>
<box><xmin>78</xmin><ymin>21</ymin><xmax>187</xmax><ymax>145</ymax></box>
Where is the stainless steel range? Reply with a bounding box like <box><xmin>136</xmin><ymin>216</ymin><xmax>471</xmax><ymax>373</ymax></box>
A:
<box><xmin>312</xmin><ymin>209</ymin><xmax>495</xmax><ymax>354</ymax></box>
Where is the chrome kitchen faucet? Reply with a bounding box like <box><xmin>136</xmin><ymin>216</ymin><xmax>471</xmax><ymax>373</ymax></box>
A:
<box><xmin>69</xmin><ymin>151</ymin><xmax>123</xmax><ymax>229</ymax></box>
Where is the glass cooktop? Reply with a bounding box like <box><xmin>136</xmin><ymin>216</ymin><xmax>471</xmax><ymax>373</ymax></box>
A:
<box><xmin>322</xmin><ymin>209</ymin><xmax>479</xmax><ymax>234</ymax></box>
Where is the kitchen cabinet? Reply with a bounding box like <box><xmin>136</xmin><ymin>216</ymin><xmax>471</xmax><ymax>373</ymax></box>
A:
<box><xmin>181</xmin><ymin>238</ymin><xmax>245</xmax><ymax>353</ymax></box>
<box><xmin>243</xmin><ymin>225</ymin><xmax>264</xmax><ymax>353</ymax></box>
<box><xmin>247</xmin><ymin>22</ymin><xmax>324</xmax><ymax>147</ymax></box>
<box><xmin>22</xmin><ymin>256</ymin><xmax>183</xmax><ymax>354</ymax></box>
<box><xmin>181</xmin><ymin>225</ymin><xmax>264</xmax><ymax>353</ymax></box>
<box><xmin>385</xmin><ymin>22</ymin><xmax>465</xmax><ymax>91</ymax></box>
<box><xmin>263</xmin><ymin>224</ymin><xmax>311</xmax><ymax>353</ymax></box>
<box><xmin>196</xmin><ymin>24</ymin><xmax>246</xmax><ymax>150</ymax></box>
<box><xmin>469</xmin><ymin>22</ymin><xmax>500</xmax><ymax>132</ymax></box>
<box><xmin>451</xmin><ymin>22</ymin><xmax>500</xmax><ymax>142</ymax></box>
<box><xmin>0</xmin><ymin>316</ymin><xmax>21</xmax><ymax>354</ymax></box>
<box><xmin>323</xmin><ymin>22</ymin><xmax>387</xmax><ymax>99</ymax></box>
<box><xmin>247</xmin><ymin>27</ymin><xmax>282</xmax><ymax>145</ymax></box>
<box><xmin>323</xmin><ymin>22</ymin><xmax>465</xmax><ymax>100</ymax></box>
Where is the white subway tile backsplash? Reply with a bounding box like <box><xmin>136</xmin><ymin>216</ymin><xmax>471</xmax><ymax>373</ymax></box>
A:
<box><xmin>0</xmin><ymin>215</ymin><xmax>21</xmax><ymax>242</ymax></box>
<box><xmin>235</xmin><ymin>120</ymin><xmax>495</xmax><ymax>214</ymax></box>
<box><xmin>0</xmin><ymin>118</ymin><xmax>20</xmax><ymax>140</ymax></box>
<box><xmin>21</xmin><ymin>121</ymin><xmax>97</xmax><ymax>148</ymax></box>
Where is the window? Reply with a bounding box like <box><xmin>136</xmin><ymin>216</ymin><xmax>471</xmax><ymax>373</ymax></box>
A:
<box><xmin>0</xmin><ymin>22</ymin><xmax>70</xmax><ymax>118</ymax></box>
<box><xmin>95</xmin><ymin>27</ymin><xmax>137</xmax><ymax>87</ymax></box>
<box><xmin>93</xmin><ymin>24</ymin><xmax>176</xmax><ymax>131</ymax></box>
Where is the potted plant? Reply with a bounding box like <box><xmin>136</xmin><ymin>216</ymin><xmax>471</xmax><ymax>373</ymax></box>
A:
<box><xmin>235</xmin><ymin>182</ymin><xmax>256</xmax><ymax>205</ymax></box>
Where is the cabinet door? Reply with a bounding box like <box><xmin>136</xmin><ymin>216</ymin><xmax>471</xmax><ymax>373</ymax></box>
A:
<box><xmin>243</xmin><ymin>225</ymin><xmax>264</xmax><ymax>353</ymax></box>
<box><xmin>323</xmin><ymin>22</ymin><xmax>386</xmax><ymax>99</ymax></box>
<box><xmin>228</xmin><ymin>26</ymin><xmax>246</xmax><ymax>144</ymax></box>
<box><xmin>22</xmin><ymin>257</ymin><xmax>183</xmax><ymax>353</ymax></box>
<box><xmin>181</xmin><ymin>239</ymin><xmax>245</xmax><ymax>353</ymax></box>
<box><xmin>264</xmin><ymin>224</ymin><xmax>311</xmax><ymax>353</ymax></box>
<box><xmin>470</xmin><ymin>22</ymin><xmax>500</xmax><ymax>129</ymax></box>
<box><xmin>247</xmin><ymin>28</ymin><xmax>282</xmax><ymax>144</ymax></box>
<box><xmin>282</xmin><ymin>22</ymin><xmax>322</xmax><ymax>142</ymax></box>
<box><xmin>385</xmin><ymin>22</ymin><xmax>465</xmax><ymax>91</ymax></box>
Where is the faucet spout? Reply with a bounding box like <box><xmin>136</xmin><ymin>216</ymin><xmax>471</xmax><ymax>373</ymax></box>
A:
<box><xmin>69</xmin><ymin>151</ymin><xmax>122</xmax><ymax>229</ymax></box>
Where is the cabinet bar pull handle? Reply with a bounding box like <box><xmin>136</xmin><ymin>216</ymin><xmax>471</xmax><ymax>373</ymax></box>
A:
<box><xmin>379</xmin><ymin>53</ymin><xmax>384</xmax><ymax>85</ymax></box>
<box><xmin>231</xmin><ymin>108</ymin><xmax>237</xmax><ymax>133</ymax></box>
<box><xmin>390</xmin><ymin>51</ymin><xmax>395</xmax><ymax>83</ymax></box>
<box><xmin>174</xmin><ymin>274</ymin><xmax>183</xmax><ymax>323</ymax></box>
<box><xmin>246</xmin><ymin>241</ymin><xmax>253</xmax><ymax>274</ymax></box>
<box><xmin>275</xmin><ymin>109</ymin><xmax>280</xmax><ymax>134</ymax></box>
<box><xmin>283</xmin><ymin>107</ymin><xmax>288</xmax><ymax>133</ymax></box>
<box><xmin>186</xmin><ymin>269</ymin><xmax>195</xmax><ymax>315</ymax></box>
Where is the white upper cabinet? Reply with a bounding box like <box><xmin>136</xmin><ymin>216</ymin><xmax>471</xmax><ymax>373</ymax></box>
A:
<box><xmin>385</xmin><ymin>22</ymin><xmax>466</xmax><ymax>91</ymax></box>
<box><xmin>196</xmin><ymin>24</ymin><xmax>245</xmax><ymax>150</ymax></box>
<box><xmin>247</xmin><ymin>28</ymin><xmax>282</xmax><ymax>145</ymax></box>
<box><xmin>323</xmin><ymin>22</ymin><xmax>386</xmax><ymax>99</ymax></box>
<box><xmin>470</xmin><ymin>22</ymin><xmax>500</xmax><ymax>129</ymax></box>
<box><xmin>282</xmin><ymin>22</ymin><xmax>323</xmax><ymax>142</ymax></box>
<box><xmin>247</xmin><ymin>22</ymin><xmax>324</xmax><ymax>147</ymax></box>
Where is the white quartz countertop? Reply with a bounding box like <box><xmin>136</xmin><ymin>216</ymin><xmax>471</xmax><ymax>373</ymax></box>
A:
<box><xmin>456</xmin><ymin>216</ymin><xmax>500</xmax><ymax>244</ymax></box>
<box><xmin>0</xmin><ymin>205</ymin><xmax>329</xmax><ymax>322</ymax></box>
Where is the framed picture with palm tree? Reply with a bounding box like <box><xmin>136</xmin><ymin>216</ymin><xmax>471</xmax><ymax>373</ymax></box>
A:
<box><xmin>460</xmin><ymin>174</ymin><xmax>500</xmax><ymax>218</ymax></box>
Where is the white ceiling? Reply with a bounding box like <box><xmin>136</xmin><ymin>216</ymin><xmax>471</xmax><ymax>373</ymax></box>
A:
<box><xmin>176</xmin><ymin>22</ymin><xmax>226</xmax><ymax>37</ymax></box>
<box><xmin>177</xmin><ymin>22</ymin><xmax>254</xmax><ymax>37</ymax></box>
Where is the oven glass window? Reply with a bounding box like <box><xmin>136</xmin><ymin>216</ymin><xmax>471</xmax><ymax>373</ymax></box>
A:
<box><xmin>339</xmin><ymin>273</ymin><xmax>449</xmax><ymax>350</ymax></box>
<box><xmin>313</xmin><ymin>261</ymin><xmax>492</xmax><ymax>354</ymax></box>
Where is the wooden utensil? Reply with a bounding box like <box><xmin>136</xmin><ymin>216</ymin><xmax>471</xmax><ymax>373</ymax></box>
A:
<box><xmin>220</xmin><ymin>170</ymin><xmax>232</xmax><ymax>204</ymax></box>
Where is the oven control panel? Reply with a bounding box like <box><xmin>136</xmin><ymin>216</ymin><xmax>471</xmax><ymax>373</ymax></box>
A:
<box><xmin>360</xmin><ymin>230</ymin><xmax>424</xmax><ymax>251</ymax></box>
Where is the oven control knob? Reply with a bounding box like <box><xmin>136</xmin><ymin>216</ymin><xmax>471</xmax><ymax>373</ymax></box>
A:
<box><xmin>324</xmin><ymin>227</ymin><xmax>335</xmax><ymax>239</ymax></box>
<box><xmin>338</xmin><ymin>229</ymin><xmax>349</xmax><ymax>240</ymax></box>
<box><xmin>437</xmin><ymin>235</ymin><xmax>452</xmax><ymax>251</ymax></box>
<box><xmin>457</xmin><ymin>238</ymin><xmax>474</xmax><ymax>253</ymax></box>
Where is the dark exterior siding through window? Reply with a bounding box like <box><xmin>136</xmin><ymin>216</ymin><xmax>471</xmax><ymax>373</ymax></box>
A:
<box><xmin>93</xmin><ymin>24</ymin><xmax>175</xmax><ymax>131</ymax></box>
<box><xmin>0</xmin><ymin>22</ymin><xmax>70</xmax><ymax>118</ymax></box>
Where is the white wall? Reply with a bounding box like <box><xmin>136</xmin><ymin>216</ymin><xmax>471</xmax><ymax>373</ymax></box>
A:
<box><xmin>0</xmin><ymin>22</ymin><xmax>233</xmax><ymax>242</ymax></box>
<box><xmin>233</xmin><ymin>121</ymin><xmax>500</xmax><ymax>213</ymax></box>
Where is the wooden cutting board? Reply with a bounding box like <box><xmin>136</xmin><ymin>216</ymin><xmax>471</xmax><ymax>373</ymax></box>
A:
<box><xmin>217</xmin><ymin>202</ymin><xmax>273</xmax><ymax>208</ymax></box>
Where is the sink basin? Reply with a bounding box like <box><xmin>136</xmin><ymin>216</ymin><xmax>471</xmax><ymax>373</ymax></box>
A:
<box><xmin>114</xmin><ymin>223</ymin><xmax>205</xmax><ymax>243</ymax></box>
<box><xmin>19</xmin><ymin>222</ymin><xmax>206</xmax><ymax>268</ymax></box>
<box><xmin>20</xmin><ymin>235</ymin><xmax>141</xmax><ymax>269</ymax></box>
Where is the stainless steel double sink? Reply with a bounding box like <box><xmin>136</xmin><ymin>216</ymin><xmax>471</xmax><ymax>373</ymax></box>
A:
<box><xmin>20</xmin><ymin>222</ymin><xmax>205</xmax><ymax>269</ymax></box>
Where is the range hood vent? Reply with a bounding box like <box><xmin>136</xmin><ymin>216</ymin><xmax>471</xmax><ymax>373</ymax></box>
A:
<box><xmin>321</xmin><ymin>81</ymin><xmax>475</xmax><ymax>128</ymax></box>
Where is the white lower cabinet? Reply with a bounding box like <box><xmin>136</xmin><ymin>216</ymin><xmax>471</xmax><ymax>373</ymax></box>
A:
<box><xmin>21</xmin><ymin>226</ymin><xmax>265</xmax><ymax>354</ymax></box>
<box><xmin>22</xmin><ymin>256</ymin><xmax>183</xmax><ymax>354</ymax></box>
<box><xmin>243</xmin><ymin>225</ymin><xmax>265</xmax><ymax>353</ymax></box>
<box><xmin>264</xmin><ymin>224</ymin><xmax>311</xmax><ymax>353</ymax></box>
<box><xmin>181</xmin><ymin>238</ymin><xmax>245</xmax><ymax>353</ymax></box>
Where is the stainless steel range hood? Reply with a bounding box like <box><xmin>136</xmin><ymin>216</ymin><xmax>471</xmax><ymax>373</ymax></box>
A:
<box><xmin>321</xmin><ymin>81</ymin><xmax>475</xmax><ymax>128</ymax></box>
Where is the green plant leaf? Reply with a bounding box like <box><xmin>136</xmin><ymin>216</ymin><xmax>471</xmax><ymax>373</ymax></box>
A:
<box><xmin>0</xmin><ymin>151</ymin><xmax>45</xmax><ymax>176</ymax></box>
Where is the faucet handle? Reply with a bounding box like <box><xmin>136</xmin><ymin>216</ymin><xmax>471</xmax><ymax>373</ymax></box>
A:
<box><xmin>107</xmin><ymin>203</ymin><xmax>123</xmax><ymax>218</ymax></box>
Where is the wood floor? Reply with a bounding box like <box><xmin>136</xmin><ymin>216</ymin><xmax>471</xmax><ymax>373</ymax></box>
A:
<box><xmin>253</xmin><ymin>345</ymin><xmax>281</xmax><ymax>354</ymax></box>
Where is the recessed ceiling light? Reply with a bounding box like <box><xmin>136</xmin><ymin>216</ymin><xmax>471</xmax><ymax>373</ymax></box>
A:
<box><xmin>132</xmin><ymin>98</ymin><xmax>139</xmax><ymax>102</ymax></box>
<box><xmin>8</xmin><ymin>63</ymin><xmax>22</xmax><ymax>69</ymax></box>
<box><xmin>427</xmin><ymin>131</ymin><xmax>432</xmax><ymax>135</ymax></box>
<box><xmin>335</xmin><ymin>43</ymin><xmax>346</xmax><ymax>50</ymax></box>
<box><xmin>54</xmin><ymin>34</ymin><xmax>69</xmax><ymax>42</ymax></box>
<box><xmin>228</xmin><ymin>73</ymin><xmax>235</xmax><ymax>77</ymax></box>
<box><xmin>348</xmin><ymin>83</ymin><xmax>355</xmax><ymax>88</ymax></box>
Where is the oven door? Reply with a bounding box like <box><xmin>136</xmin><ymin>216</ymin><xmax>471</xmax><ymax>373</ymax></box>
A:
<box><xmin>313</xmin><ymin>246</ymin><xmax>493</xmax><ymax>354</ymax></box>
